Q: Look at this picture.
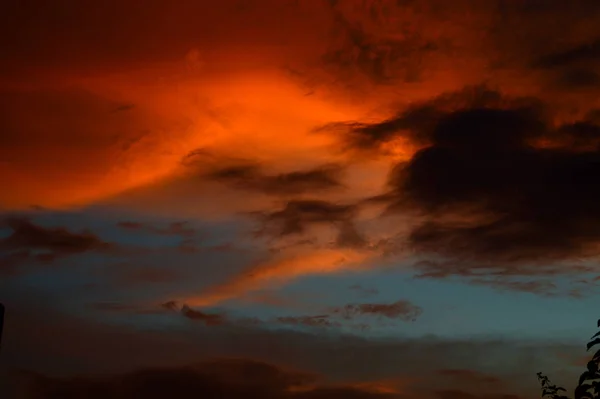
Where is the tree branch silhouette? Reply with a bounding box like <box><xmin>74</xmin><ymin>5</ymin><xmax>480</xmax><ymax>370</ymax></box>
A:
<box><xmin>538</xmin><ymin>318</ymin><xmax>600</xmax><ymax>399</ymax></box>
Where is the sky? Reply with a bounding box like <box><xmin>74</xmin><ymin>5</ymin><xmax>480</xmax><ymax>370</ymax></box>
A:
<box><xmin>2</xmin><ymin>0</ymin><xmax>600</xmax><ymax>397</ymax></box>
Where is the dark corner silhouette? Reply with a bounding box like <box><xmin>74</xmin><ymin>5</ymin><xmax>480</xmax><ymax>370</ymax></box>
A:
<box><xmin>538</xmin><ymin>318</ymin><xmax>600</xmax><ymax>399</ymax></box>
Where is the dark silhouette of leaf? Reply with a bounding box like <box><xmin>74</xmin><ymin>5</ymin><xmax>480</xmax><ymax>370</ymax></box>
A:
<box><xmin>597</xmin><ymin>319</ymin><xmax>600</xmax><ymax>328</ymax></box>
<box><xmin>538</xmin><ymin>372</ymin><xmax>571</xmax><ymax>399</ymax></box>
<box><xmin>587</xmin><ymin>361</ymin><xmax>598</xmax><ymax>374</ymax></box>
<box><xmin>587</xmin><ymin>338</ymin><xmax>600</xmax><ymax>351</ymax></box>
<box><xmin>593</xmin><ymin>348</ymin><xmax>600</xmax><ymax>361</ymax></box>
<box><xmin>579</xmin><ymin>371</ymin><xmax>591</xmax><ymax>386</ymax></box>
<box><xmin>575</xmin><ymin>384</ymin><xmax>593</xmax><ymax>399</ymax></box>
<box><xmin>591</xmin><ymin>331</ymin><xmax>600</xmax><ymax>340</ymax></box>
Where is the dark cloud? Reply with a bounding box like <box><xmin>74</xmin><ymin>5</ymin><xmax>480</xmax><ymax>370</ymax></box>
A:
<box><xmin>117</xmin><ymin>220</ymin><xmax>196</xmax><ymax>238</ymax></box>
<box><xmin>535</xmin><ymin>38</ymin><xmax>600</xmax><ymax>69</ymax></box>
<box><xmin>435</xmin><ymin>390</ymin><xmax>521</xmax><ymax>399</ymax></box>
<box><xmin>437</xmin><ymin>369</ymin><xmax>501</xmax><ymax>385</ymax></box>
<box><xmin>16</xmin><ymin>359</ymin><xmax>313</xmax><ymax>399</ymax></box>
<box><xmin>116</xmin><ymin>221</ymin><xmax>144</xmax><ymax>229</ymax></box>
<box><xmin>321</xmin><ymin>0</ymin><xmax>436</xmax><ymax>85</ymax></box>
<box><xmin>1</xmin><ymin>298</ymin><xmax>582</xmax><ymax>396</ymax></box>
<box><xmin>272</xmin><ymin>300</ymin><xmax>421</xmax><ymax>331</ymax></box>
<box><xmin>0</xmin><ymin>217</ymin><xmax>112</xmax><ymax>270</ymax></box>
<box><xmin>276</xmin><ymin>315</ymin><xmax>341</xmax><ymax>328</ymax></box>
<box><xmin>318</xmin><ymin>85</ymin><xmax>524</xmax><ymax>153</ymax></box>
<box><xmin>294</xmin><ymin>387</ymin><xmax>399</xmax><ymax>399</ymax></box>
<box><xmin>340</xmin><ymin>86</ymin><xmax>600</xmax><ymax>264</ymax></box>
<box><xmin>412</xmin><ymin>260</ymin><xmax>594</xmax><ymax>280</ymax></box>
<box><xmin>555</xmin><ymin>69</ymin><xmax>600</xmax><ymax>88</ymax></box>
<box><xmin>204</xmin><ymin>162</ymin><xmax>344</xmax><ymax>196</ymax></box>
<box><xmin>331</xmin><ymin>300</ymin><xmax>422</xmax><ymax>322</ymax></box>
<box><xmin>163</xmin><ymin>303</ymin><xmax>257</xmax><ymax>328</ymax></box>
<box><xmin>180</xmin><ymin>304</ymin><xmax>228</xmax><ymax>326</ymax></box>
<box><xmin>161</xmin><ymin>300</ymin><xmax>179</xmax><ymax>311</ymax></box>
<box><xmin>335</xmin><ymin>220</ymin><xmax>367</xmax><ymax>249</ymax></box>
<box><xmin>15</xmin><ymin>358</ymin><xmax>400</xmax><ymax>399</ymax></box>
<box><xmin>467</xmin><ymin>279</ymin><xmax>560</xmax><ymax>297</ymax></box>
<box><xmin>411</xmin><ymin>260</ymin><xmax>598</xmax><ymax>297</ymax></box>
<box><xmin>256</xmin><ymin>199</ymin><xmax>359</xmax><ymax>238</ymax></box>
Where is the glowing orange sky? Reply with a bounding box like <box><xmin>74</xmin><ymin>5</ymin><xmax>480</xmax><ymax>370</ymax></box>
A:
<box><xmin>4</xmin><ymin>0</ymin><xmax>600</xmax><ymax>307</ymax></box>
<box><xmin>6</xmin><ymin>2</ymin><xmax>600</xmax><ymax>398</ymax></box>
<box><xmin>2</xmin><ymin>0</ymin><xmax>567</xmax><ymax>212</ymax></box>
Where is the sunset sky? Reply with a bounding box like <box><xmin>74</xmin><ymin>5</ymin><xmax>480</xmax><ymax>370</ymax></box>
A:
<box><xmin>2</xmin><ymin>1</ymin><xmax>600</xmax><ymax>398</ymax></box>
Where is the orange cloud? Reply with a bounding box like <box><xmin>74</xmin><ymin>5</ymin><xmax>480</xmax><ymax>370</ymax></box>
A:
<box><xmin>5</xmin><ymin>0</ymin><xmax>600</xmax><ymax>301</ymax></box>
<box><xmin>183</xmin><ymin>248</ymin><xmax>371</xmax><ymax>307</ymax></box>
<box><xmin>1</xmin><ymin>0</ymin><xmax>518</xmax><ymax>212</ymax></box>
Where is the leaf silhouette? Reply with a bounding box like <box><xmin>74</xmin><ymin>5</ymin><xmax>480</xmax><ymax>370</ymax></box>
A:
<box><xmin>579</xmin><ymin>371</ymin><xmax>592</xmax><ymax>386</ymax></box>
<box><xmin>537</xmin><ymin>318</ymin><xmax>600</xmax><ymax>399</ymax></box>
<box><xmin>587</xmin><ymin>338</ymin><xmax>600</xmax><ymax>351</ymax></box>
<box><xmin>575</xmin><ymin>384</ymin><xmax>593</xmax><ymax>399</ymax></box>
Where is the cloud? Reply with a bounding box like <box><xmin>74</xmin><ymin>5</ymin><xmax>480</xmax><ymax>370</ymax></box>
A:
<box><xmin>331</xmin><ymin>300</ymin><xmax>423</xmax><ymax>322</ymax></box>
<box><xmin>467</xmin><ymin>279</ymin><xmax>560</xmax><ymax>297</ymax></box>
<box><xmin>555</xmin><ymin>68</ymin><xmax>600</xmax><ymax>89</ymax></box>
<box><xmin>335</xmin><ymin>220</ymin><xmax>368</xmax><ymax>249</ymax></box>
<box><xmin>256</xmin><ymin>199</ymin><xmax>360</xmax><ymax>239</ymax></box>
<box><xmin>434</xmin><ymin>390</ymin><xmax>522</xmax><ymax>399</ymax></box>
<box><xmin>277</xmin><ymin>315</ymin><xmax>341</xmax><ymax>328</ymax></box>
<box><xmin>271</xmin><ymin>299</ymin><xmax>422</xmax><ymax>330</ymax></box>
<box><xmin>339</xmin><ymin>86</ymin><xmax>600</xmax><ymax>265</ymax></box>
<box><xmin>180</xmin><ymin>305</ymin><xmax>227</xmax><ymax>326</ymax></box>
<box><xmin>437</xmin><ymin>369</ymin><xmax>501</xmax><ymax>385</ymax></box>
<box><xmin>317</xmin><ymin>85</ymin><xmax>515</xmax><ymax>155</ymax></box>
<box><xmin>534</xmin><ymin>38</ymin><xmax>600</xmax><ymax>69</ymax></box>
<box><xmin>1</xmin><ymin>297</ymin><xmax>585</xmax><ymax>397</ymax></box>
<box><xmin>159</xmin><ymin>301</ymin><xmax>229</xmax><ymax>326</ymax></box>
<box><xmin>0</xmin><ymin>217</ymin><xmax>112</xmax><ymax>268</ymax></box>
<box><xmin>410</xmin><ymin>259</ymin><xmax>599</xmax><ymax>297</ymax></box>
<box><xmin>182</xmin><ymin>248</ymin><xmax>370</xmax><ymax>307</ymax></box>
<box><xmin>117</xmin><ymin>220</ymin><xmax>196</xmax><ymax>238</ymax></box>
<box><xmin>204</xmin><ymin>162</ymin><xmax>344</xmax><ymax>196</ymax></box>
<box><xmin>170</xmin><ymin>297</ymin><xmax>421</xmax><ymax>330</ymax></box>
<box><xmin>14</xmin><ymin>358</ymin><xmax>404</xmax><ymax>399</ymax></box>
<box><xmin>320</xmin><ymin>0</ymin><xmax>437</xmax><ymax>85</ymax></box>
<box><xmin>0</xmin><ymin>87</ymin><xmax>188</xmax><ymax>209</ymax></box>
